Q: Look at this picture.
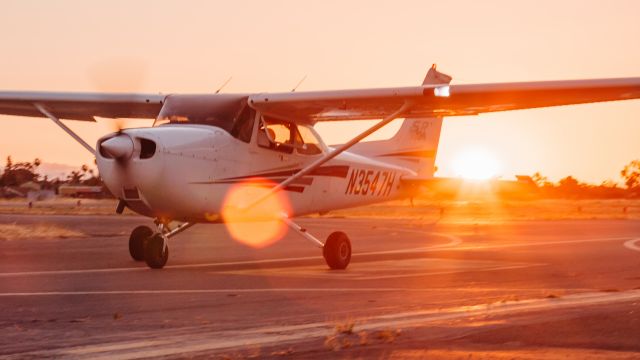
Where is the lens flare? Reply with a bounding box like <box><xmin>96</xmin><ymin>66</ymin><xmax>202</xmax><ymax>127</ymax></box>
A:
<box><xmin>221</xmin><ymin>178</ymin><xmax>291</xmax><ymax>248</ymax></box>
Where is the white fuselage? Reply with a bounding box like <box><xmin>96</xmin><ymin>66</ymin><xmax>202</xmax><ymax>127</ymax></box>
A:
<box><xmin>96</xmin><ymin>123</ymin><xmax>414</xmax><ymax>223</ymax></box>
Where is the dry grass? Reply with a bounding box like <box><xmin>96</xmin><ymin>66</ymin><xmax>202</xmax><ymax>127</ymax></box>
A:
<box><xmin>2</xmin><ymin>198</ymin><xmax>639</xmax><ymax>221</ymax></box>
<box><xmin>269</xmin><ymin>347</ymin><xmax>294</xmax><ymax>357</ymax></box>
<box><xmin>312</xmin><ymin>199</ymin><xmax>640</xmax><ymax>223</ymax></box>
<box><xmin>325</xmin><ymin>318</ymin><xmax>402</xmax><ymax>351</ymax></box>
<box><xmin>323</xmin><ymin>335</ymin><xmax>338</xmax><ymax>351</ymax></box>
<box><xmin>334</xmin><ymin>318</ymin><xmax>356</xmax><ymax>335</ymax></box>
<box><xmin>0</xmin><ymin>198</ymin><xmax>136</xmax><ymax>216</ymax></box>
<box><xmin>0</xmin><ymin>223</ymin><xmax>84</xmax><ymax>240</ymax></box>
<box><xmin>325</xmin><ymin>319</ymin><xmax>358</xmax><ymax>351</ymax></box>
<box><xmin>374</xmin><ymin>329</ymin><xmax>401</xmax><ymax>343</ymax></box>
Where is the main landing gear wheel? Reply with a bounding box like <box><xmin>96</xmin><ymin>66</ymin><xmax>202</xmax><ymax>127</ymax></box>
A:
<box><xmin>144</xmin><ymin>233</ymin><xmax>169</xmax><ymax>269</ymax></box>
<box><xmin>323</xmin><ymin>231</ymin><xmax>351</xmax><ymax>270</ymax></box>
<box><xmin>129</xmin><ymin>225</ymin><xmax>153</xmax><ymax>261</ymax></box>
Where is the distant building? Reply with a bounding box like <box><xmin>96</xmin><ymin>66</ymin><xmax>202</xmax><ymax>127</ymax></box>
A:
<box><xmin>58</xmin><ymin>185</ymin><xmax>108</xmax><ymax>198</ymax></box>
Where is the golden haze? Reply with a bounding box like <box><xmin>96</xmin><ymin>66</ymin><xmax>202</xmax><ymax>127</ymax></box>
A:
<box><xmin>1</xmin><ymin>1</ymin><xmax>640</xmax><ymax>183</ymax></box>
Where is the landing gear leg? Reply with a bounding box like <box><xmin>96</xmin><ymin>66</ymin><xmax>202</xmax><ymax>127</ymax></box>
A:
<box><xmin>142</xmin><ymin>221</ymin><xmax>195</xmax><ymax>269</ymax></box>
<box><xmin>144</xmin><ymin>230</ymin><xmax>169</xmax><ymax>269</ymax></box>
<box><xmin>281</xmin><ymin>216</ymin><xmax>352</xmax><ymax>270</ymax></box>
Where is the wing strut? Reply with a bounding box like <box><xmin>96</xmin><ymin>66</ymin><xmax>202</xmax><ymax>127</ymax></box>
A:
<box><xmin>249</xmin><ymin>100</ymin><xmax>413</xmax><ymax>209</ymax></box>
<box><xmin>33</xmin><ymin>103</ymin><xmax>96</xmax><ymax>155</ymax></box>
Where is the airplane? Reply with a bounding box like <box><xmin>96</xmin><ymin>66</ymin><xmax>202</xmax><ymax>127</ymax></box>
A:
<box><xmin>1</xmin><ymin>65</ymin><xmax>639</xmax><ymax>270</ymax></box>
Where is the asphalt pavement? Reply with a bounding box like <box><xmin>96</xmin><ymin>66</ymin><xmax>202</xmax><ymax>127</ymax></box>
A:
<box><xmin>1</xmin><ymin>214</ymin><xmax>640</xmax><ymax>359</ymax></box>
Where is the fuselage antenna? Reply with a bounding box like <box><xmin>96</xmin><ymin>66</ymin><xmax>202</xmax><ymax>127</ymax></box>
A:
<box><xmin>291</xmin><ymin>75</ymin><xmax>307</xmax><ymax>92</ymax></box>
<box><xmin>215</xmin><ymin>77</ymin><xmax>233</xmax><ymax>94</ymax></box>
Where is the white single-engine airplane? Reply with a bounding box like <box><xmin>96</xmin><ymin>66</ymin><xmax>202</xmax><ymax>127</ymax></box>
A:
<box><xmin>1</xmin><ymin>66</ymin><xmax>639</xmax><ymax>269</ymax></box>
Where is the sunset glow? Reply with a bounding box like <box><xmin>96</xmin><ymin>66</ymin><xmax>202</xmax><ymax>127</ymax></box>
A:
<box><xmin>221</xmin><ymin>179</ymin><xmax>291</xmax><ymax>248</ymax></box>
<box><xmin>1</xmin><ymin>2</ymin><xmax>640</xmax><ymax>183</ymax></box>
<box><xmin>453</xmin><ymin>147</ymin><xmax>501</xmax><ymax>180</ymax></box>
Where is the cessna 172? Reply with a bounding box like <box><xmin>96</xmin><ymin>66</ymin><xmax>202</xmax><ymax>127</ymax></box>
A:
<box><xmin>1</xmin><ymin>66</ymin><xmax>639</xmax><ymax>270</ymax></box>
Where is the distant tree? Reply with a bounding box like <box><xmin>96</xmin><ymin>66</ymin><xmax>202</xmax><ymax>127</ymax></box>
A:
<box><xmin>64</xmin><ymin>164</ymin><xmax>102</xmax><ymax>186</ymax></box>
<box><xmin>591</xmin><ymin>180</ymin><xmax>625</xmax><ymax>199</ymax></box>
<box><xmin>66</xmin><ymin>170</ymin><xmax>84</xmax><ymax>185</ymax></box>
<box><xmin>621</xmin><ymin>160</ymin><xmax>640</xmax><ymax>190</ymax></box>
<box><xmin>0</xmin><ymin>157</ymin><xmax>12</xmax><ymax>186</ymax></box>
<box><xmin>82</xmin><ymin>168</ymin><xmax>102</xmax><ymax>186</ymax></box>
<box><xmin>558</xmin><ymin>176</ymin><xmax>579</xmax><ymax>188</ymax></box>
<box><xmin>531</xmin><ymin>172</ymin><xmax>553</xmax><ymax>187</ymax></box>
<box><xmin>557</xmin><ymin>176</ymin><xmax>581</xmax><ymax>197</ymax></box>
<box><xmin>1</xmin><ymin>157</ymin><xmax>41</xmax><ymax>186</ymax></box>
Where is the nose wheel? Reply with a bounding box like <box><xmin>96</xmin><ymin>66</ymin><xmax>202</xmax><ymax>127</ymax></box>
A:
<box><xmin>144</xmin><ymin>233</ymin><xmax>169</xmax><ymax>269</ymax></box>
<box><xmin>129</xmin><ymin>225</ymin><xmax>153</xmax><ymax>261</ymax></box>
<box><xmin>127</xmin><ymin>221</ymin><xmax>195</xmax><ymax>269</ymax></box>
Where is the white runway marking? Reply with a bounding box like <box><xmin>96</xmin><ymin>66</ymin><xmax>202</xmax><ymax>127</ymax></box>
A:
<box><xmin>6</xmin><ymin>290</ymin><xmax>640</xmax><ymax>360</ymax></box>
<box><xmin>0</xmin><ymin>288</ymin><xmax>443</xmax><ymax>297</ymax></box>
<box><xmin>454</xmin><ymin>236</ymin><xmax>631</xmax><ymax>251</ymax></box>
<box><xmin>217</xmin><ymin>258</ymin><xmax>543</xmax><ymax>280</ymax></box>
<box><xmin>623</xmin><ymin>238</ymin><xmax>640</xmax><ymax>252</ymax></box>
<box><xmin>0</xmin><ymin>287</ymin><xmax>598</xmax><ymax>297</ymax></box>
<box><xmin>0</xmin><ymin>231</ymin><xmax>462</xmax><ymax>278</ymax></box>
<box><xmin>0</xmin><ymin>235</ymin><xmax>630</xmax><ymax>278</ymax></box>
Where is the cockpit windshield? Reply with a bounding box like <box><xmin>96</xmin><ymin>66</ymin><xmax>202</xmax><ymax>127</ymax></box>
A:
<box><xmin>154</xmin><ymin>94</ymin><xmax>254</xmax><ymax>142</ymax></box>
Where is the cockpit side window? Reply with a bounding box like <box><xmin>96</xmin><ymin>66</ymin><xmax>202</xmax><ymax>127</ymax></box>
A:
<box><xmin>257</xmin><ymin>118</ymin><xmax>324</xmax><ymax>156</ymax></box>
<box><xmin>257</xmin><ymin>119</ymin><xmax>294</xmax><ymax>154</ymax></box>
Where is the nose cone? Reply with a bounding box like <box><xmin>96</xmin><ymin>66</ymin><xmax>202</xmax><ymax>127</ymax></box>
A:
<box><xmin>101</xmin><ymin>135</ymin><xmax>134</xmax><ymax>159</ymax></box>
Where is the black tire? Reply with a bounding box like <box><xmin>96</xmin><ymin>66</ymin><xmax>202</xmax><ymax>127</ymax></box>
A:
<box><xmin>323</xmin><ymin>231</ymin><xmax>351</xmax><ymax>270</ymax></box>
<box><xmin>144</xmin><ymin>233</ymin><xmax>169</xmax><ymax>269</ymax></box>
<box><xmin>129</xmin><ymin>225</ymin><xmax>153</xmax><ymax>261</ymax></box>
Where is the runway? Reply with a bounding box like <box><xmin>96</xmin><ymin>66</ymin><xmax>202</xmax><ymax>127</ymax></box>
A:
<box><xmin>1</xmin><ymin>214</ymin><xmax>640</xmax><ymax>359</ymax></box>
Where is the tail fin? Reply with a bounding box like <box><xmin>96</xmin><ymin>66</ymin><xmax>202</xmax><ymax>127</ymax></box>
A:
<box><xmin>347</xmin><ymin>65</ymin><xmax>450</xmax><ymax>178</ymax></box>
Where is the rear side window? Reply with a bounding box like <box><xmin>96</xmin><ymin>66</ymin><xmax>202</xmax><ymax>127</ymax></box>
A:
<box><xmin>296</xmin><ymin>126</ymin><xmax>322</xmax><ymax>155</ymax></box>
<box><xmin>230</xmin><ymin>104</ymin><xmax>255</xmax><ymax>143</ymax></box>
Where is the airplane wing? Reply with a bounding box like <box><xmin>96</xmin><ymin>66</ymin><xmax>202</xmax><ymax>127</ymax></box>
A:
<box><xmin>0</xmin><ymin>91</ymin><xmax>165</xmax><ymax>121</ymax></box>
<box><xmin>248</xmin><ymin>77</ymin><xmax>640</xmax><ymax>123</ymax></box>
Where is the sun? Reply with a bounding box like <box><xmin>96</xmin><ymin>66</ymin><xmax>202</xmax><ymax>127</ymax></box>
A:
<box><xmin>453</xmin><ymin>147</ymin><xmax>501</xmax><ymax>180</ymax></box>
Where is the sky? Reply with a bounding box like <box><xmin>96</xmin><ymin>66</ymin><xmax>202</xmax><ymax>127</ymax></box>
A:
<box><xmin>1</xmin><ymin>0</ymin><xmax>639</xmax><ymax>183</ymax></box>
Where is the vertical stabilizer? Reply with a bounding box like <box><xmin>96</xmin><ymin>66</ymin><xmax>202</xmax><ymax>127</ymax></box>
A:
<box><xmin>344</xmin><ymin>65</ymin><xmax>450</xmax><ymax>178</ymax></box>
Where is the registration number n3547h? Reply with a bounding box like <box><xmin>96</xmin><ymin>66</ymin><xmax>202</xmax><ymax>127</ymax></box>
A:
<box><xmin>345</xmin><ymin>169</ymin><xmax>396</xmax><ymax>196</ymax></box>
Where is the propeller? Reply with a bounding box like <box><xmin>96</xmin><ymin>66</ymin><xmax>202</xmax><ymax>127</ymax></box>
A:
<box><xmin>87</xmin><ymin>59</ymin><xmax>151</xmax><ymax>202</ymax></box>
<box><xmin>88</xmin><ymin>58</ymin><xmax>151</xmax><ymax>134</ymax></box>
<box><xmin>105</xmin><ymin>118</ymin><xmax>128</xmax><ymax>135</ymax></box>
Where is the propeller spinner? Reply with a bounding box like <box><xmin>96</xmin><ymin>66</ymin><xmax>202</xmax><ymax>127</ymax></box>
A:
<box><xmin>101</xmin><ymin>135</ymin><xmax>134</xmax><ymax>160</ymax></box>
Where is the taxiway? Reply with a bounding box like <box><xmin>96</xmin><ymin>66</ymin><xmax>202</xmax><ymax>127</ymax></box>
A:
<box><xmin>1</xmin><ymin>214</ymin><xmax>640</xmax><ymax>359</ymax></box>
